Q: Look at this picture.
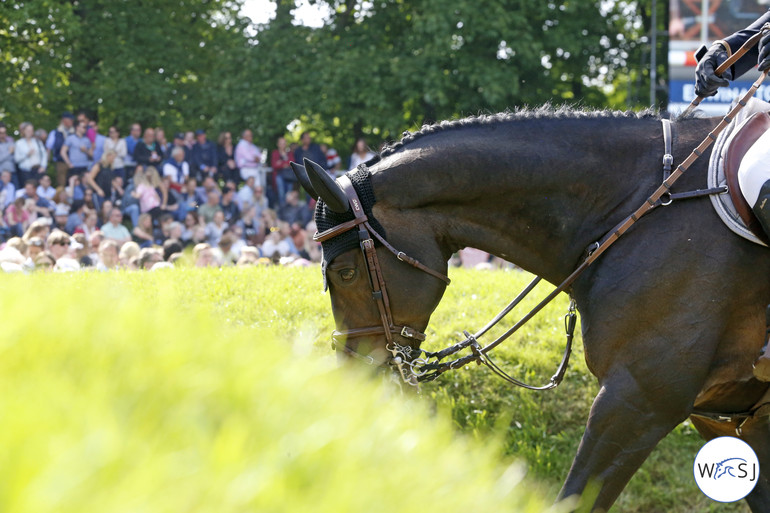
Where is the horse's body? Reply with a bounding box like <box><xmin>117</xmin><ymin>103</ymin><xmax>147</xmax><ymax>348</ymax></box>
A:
<box><xmin>309</xmin><ymin>108</ymin><xmax>770</xmax><ymax>511</ymax></box>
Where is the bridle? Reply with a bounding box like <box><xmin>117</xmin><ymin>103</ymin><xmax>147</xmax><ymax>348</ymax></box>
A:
<box><xmin>313</xmin><ymin>174</ymin><xmax>451</xmax><ymax>386</ymax></box>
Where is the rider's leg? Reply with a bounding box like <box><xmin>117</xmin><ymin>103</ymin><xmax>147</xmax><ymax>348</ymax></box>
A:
<box><xmin>739</xmin><ymin>143</ymin><xmax>770</xmax><ymax>381</ymax></box>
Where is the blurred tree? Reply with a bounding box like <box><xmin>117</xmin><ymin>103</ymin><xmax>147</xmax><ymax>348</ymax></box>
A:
<box><xmin>1</xmin><ymin>0</ymin><xmax>651</xmax><ymax>160</ymax></box>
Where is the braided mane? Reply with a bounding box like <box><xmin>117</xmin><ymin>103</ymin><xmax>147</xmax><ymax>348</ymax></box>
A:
<box><xmin>379</xmin><ymin>105</ymin><xmax>660</xmax><ymax>157</ymax></box>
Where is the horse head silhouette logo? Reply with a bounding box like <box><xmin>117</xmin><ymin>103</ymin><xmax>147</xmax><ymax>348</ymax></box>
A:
<box><xmin>714</xmin><ymin>457</ymin><xmax>748</xmax><ymax>480</ymax></box>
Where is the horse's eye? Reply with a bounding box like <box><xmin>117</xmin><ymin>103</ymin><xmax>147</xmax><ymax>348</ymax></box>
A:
<box><xmin>339</xmin><ymin>269</ymin><xmax>356</xmax><ymax>281</ymax></box>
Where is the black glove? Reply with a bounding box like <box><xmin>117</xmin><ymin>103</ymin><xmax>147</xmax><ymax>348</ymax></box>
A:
<box><xmin>759</xmin><ymin>31</ymin><xmax>770</xmax><ymax>72</ymax></box>
<box><xmin>695</xmin><ymin>43</ymin><xmax>733</xmax><ymax>97</ymax></box>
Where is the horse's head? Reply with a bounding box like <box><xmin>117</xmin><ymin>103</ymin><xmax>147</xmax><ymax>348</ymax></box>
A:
<box><xmin>295</xmin><ymin>159</ymin><xmax>451</xmax><ymax>384</ymax></box>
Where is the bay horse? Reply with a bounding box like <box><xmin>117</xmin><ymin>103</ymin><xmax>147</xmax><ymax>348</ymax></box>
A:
<box><xmin>297</xmin><ymin>107</ymin><xmax>770</xmax><ymax>512</ymax></box>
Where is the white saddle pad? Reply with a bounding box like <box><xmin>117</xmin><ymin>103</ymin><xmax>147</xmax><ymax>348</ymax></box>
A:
<box><xmin>708</xmin><ymin>97</ymin><xmax>770</xmax><ymax>247</ymax></box>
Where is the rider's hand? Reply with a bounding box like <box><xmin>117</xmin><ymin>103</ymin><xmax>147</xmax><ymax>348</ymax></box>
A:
<box><xmin>759</xmin><ymin>31</ymin><xmax>770</xmax><ymax>72</ymax></box>
<box><xmin>695</xmin><ymin>43</ymin><xmax>733</xmax><ymax>97</ymax></box>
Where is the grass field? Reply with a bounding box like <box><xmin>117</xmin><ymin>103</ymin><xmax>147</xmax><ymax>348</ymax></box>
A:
<box><xmin>0</xmin><ymin>266</ymin><xmax>750</xmax><ymax>512</ymax></box>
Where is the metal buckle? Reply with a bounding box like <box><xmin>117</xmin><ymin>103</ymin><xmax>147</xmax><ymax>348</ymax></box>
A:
<box><xmin>401</xmin><ymin>326</ymin><xmax>414</xmax><ymax>338</ymax></box>
<box><xmin>662</xmin><ymin>154</ymin><xmax>673</xmax><ymax>166</ymax></box>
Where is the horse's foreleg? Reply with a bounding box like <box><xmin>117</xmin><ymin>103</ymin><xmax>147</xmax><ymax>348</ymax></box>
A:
<box><xmin>557</xmin><ymin>371</ymin><xmax>692</xmax><ymax>511</ymax></box>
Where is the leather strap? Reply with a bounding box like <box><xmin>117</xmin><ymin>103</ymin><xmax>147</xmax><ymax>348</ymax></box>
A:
<box><xmin>661</xmin><ymin>119</ymin><xmax>673</xmax><ymax>181</ymax></box>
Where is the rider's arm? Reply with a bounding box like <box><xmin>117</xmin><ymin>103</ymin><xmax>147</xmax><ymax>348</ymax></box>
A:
<box><xmin>723</xmin><ymin>9</ymin><xmax>770</xmax><ymax>79</ymax></box>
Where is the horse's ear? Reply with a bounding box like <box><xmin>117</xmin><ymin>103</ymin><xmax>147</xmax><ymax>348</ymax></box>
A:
<box><xmin>290</xmin><ymin>162</ymin><xmax>318</xmax><ymax>200</ymax></box>
<box><xmin>303</xmin><ymin>158</ymin><xmax>349</xmax><ymax>213</ymax></box>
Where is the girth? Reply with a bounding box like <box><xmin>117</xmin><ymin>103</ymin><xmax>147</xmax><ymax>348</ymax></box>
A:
<box><xmin>314</xmin><ymin>174</ymin><xmax>450</xmax><ymax>368</ymax></box>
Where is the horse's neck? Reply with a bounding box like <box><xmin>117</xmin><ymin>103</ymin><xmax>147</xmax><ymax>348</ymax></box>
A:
<box><xmin>371</xmin><ymin>117</ymin><xmax>689</xmax><ymax>283</ymax></box>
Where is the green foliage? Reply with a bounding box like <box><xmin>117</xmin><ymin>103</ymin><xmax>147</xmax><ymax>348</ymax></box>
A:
<box><xmin>2</xmin><ymin>1</ymin><xmax>656</xmax><ymax>160</ymax></box>
<box><xmin>0</xmin><ymin>268</ymin><xmax>554</xmax><ymax>513</ymax></box>
<box><xmin>0</xmin><ymin>266</ymin><xmax>751</xmax><ymax>512</ymax></box>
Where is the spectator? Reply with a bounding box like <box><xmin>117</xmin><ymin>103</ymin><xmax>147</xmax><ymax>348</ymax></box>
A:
<box><xmin>261</xmin><ymin>228</ymin><xmax>292</xmax><ymax>259</ymax></box>
<box><xmin>236</xmin><ymin>176</ymin><xmax>256</xmax><ymax>211</ymax></box>
<box><xmin>162</xmin><ymin>146</ymin><xmax>189</xmax><ymax>191</ymax></box>
<box><xmin>181</xmin><ymin>211</ymin><xmax>200</xmax><ymax>246</ymax></box>
<box><xmin>36</xmin><ymin>175</ymin><xmax>56</xmax><ymax>202</ymax></box>
<box><xmin>155</xmin><ymin>127</ymin><xmax>171</xmax><ymax>155</ymax></box>
<box><xmin>46</xmin><ymin>229</ymin><xmax>71</xmax><ymax>261</ymax></box>
<box><xmin>349</xmin><ymin>138</ymin><xmax>376</xmax><ymax>171</ymax></box>
<box><xmin>271</xmin><ymin>136</ymin><xmax>295</xmax><ymax>207</ymax></box>
<box><xmin>197</xmin><ymin>175</ymin><xmax>219</xmax><ymax>201</ymax></box>
<box><xmin>108</xmin><ymin>175</ymin><xmax>124</xmax><ymax>210</ymax></box>
<box><xmin>16</xmin><ymin>180</ymin><xmax>52</xmax><ymax>218</ymax></box>
<box><xmin>278</xmin><ymin>190</ymin><xmax>311</xmax><ymax>226</ymax></box>
<box><xmin>184</xmin><ymin>131</ymin><xmax>195</xmax><ymax>154</ymax></box>
<box><xmin>133</xmin><ymin>127</ymin><xmax>164</xmax><ymax>170</ymax></box>
<box><xmin>84</xmin><ymin>149</ymin><xmax>117</xmax><ymax>203</ymax></box>
<box><xmin>60</xmin><ymin>121</ymin><xmax>93</xmax><ymax>180</ymax></box>
<box><xmin>179</xmin><ymin>177</ymin><xmax>200</xmax><ymax>218</ymax></box>
<box><xmin>217</xmin><ymin>131</ymin><xmax>238</xmax><ymax>183</ymax></box>
<box><xmin>99</xmin><ymin>199</ymin><xmax>114</xmax><ymax>226</ymax></box>
<box><xmin>1</xmin><ymin>170</ymin><xmax>17</xmax><ymax>210</ymax></box>
<box><xmin>65</xmin><ymin>200</ymin><xmax>87</xmax><ymax>234</ymax></box>
<box><xmin>88</xmin><ymin>230</ymin><xmax>103</xmax><ymax>261</ymax></box>
<box><xmin>193</xmin><ymin>242</ymin><xmax>215</xmax><ymax>267</ymax></box>
<box><xmin>34</xmin><ymin>251</ymin><xmax>56</xmax><ymax>271</ymax></box>
<box><xmin>52</xmin><ymin>203</ymin><xmax>70</xmax><ymax>232</ymax></box>
<box><xmin>236</xmin><ymin>246</ymin><xmax>260</xmax><ymax>266</ymax></box>
<box><xmin>169</xmin><ymin>132</ymin><xmax>191</xmax><ymax>164</ymax></box>
<box><xmin>5</xmin><ymin>197</ymin><xmax>29</xmax><ymax>237</ymax></box>
<box><xmin>72</xmin><ymin>232</ymin><xmax>93</xmax><ymax>267</ymax></box>
<box><xmin>237</xmin><ymin>204</ymin><xmax>262</xmax><ymax>246</ymax></box>
<box><xmin>103</xmin><ymin>125</ymin><xmax>127</xmax><ymax>181</ymax></box>
<box><xmin>234</xmin><ymin>129</ymin><xmax>262</xmax><ymax>186</ymax></box>
<box><xmin>75</xmin><ymin>210</ymin><xmax>100</xmax><ymax>240</ymax></box>
<box><xmin>14</xmin><ymin>122</ymin><xmax>48</xmax><ymax>185</ymax></box>
<box><xmin>191</xmin><ymin>129</ymin><xmax>218</xmax><ymax>181</ymax></box>
<box><xmin>66</xmin><ymin>174</ymin><xmax>85</xmax><ymax>202</ymax></box>
<box><xmin>220</xmin><ymin>186</ymin><xmax>240</xmax><ymax>225</ymax></box>
<box><xmin>118</xmin><ymin>240</ymin><xmax>140</xmax><ymax>267</ymax></box>
<box><xmin>205</xmin><ymin>210</ymin><xmax>228</xmax><ymax>247</ymax></box>
<box><xmin>132</xmin><ymin>213</ymin><xmax>154</xmax><ymax>248</ymax></box>
<box><xmin>45</xmin><ymin>112</ymin><xmax>75</xmax><ymax>187</ymax></box>
<box><xmin>132</xmin><ymin>166</ymin><xmax>162</xmax><ymax>219</ymax></box>
<box><xmin>77</xmin><ymin>110</ymin><xmax>95</xmax><ymax>144</ymax></box>
<box><xmin>22</xmin><ymin>218</ymin><xmax>51</xmax><ymax>244</ymax></box>
<box><xmin>159</xmin><ymin>176</ymin><xmax>181</xmax><ymax>221</ymax></box>
<box><xmin>293</xmin><ymin>131</ymin><xmax>326</xmax><ymax>172</ymax></box>
<box><xmin>162</xmin><ymin>238</ymin><xmax>183</xmax><ymax>261</ymax></box>
<box><xmin>320</xmin><ymin>143</ymin><xmax>341</xmax><ymax>176</ymax></box>
<box><xmin>96</xmin><ymin>239</ymin><xmax>120</xmax><ymax>271</ymax></box>
<box><xmin>90</xmin><ymin>120</ymin><xmax>107</xmax><ymax>164</ymax></box>
<box><xmin>101</xmin><ymin>208</ymin><xmax>131</xmax><ymax>245</ymax></box>
<box><xmin>212</xmin><ymin>232</ymin><xmax>238</xmax><ymax>266</ymax></box>
<box><xmin>198</xmin><ymin>190</ymin><xmax>222</xmax><ymax>224</ymax></box>
<box><xmin>0</xmin><ymin>123</ymin><xmax>15</xmax><ymax>185</ymax></box>
<box><xmin>83</xmin><ymin>187</ymin><xmax>99</xmax><ymax>215</ymax></box>
<box><xmin>123</xmin><ymin>123</ymin><xmax>141</xmax><ymax>179</ymax></box>
<box><xmin>166</xmin><ymin>221</ymin><xmax>183</xmax><ymax>242</ymax></box>
<box><xmin>252</xmin><ymin>184</ymin><xmax>269</xmax><ymax>218</ymax></box>
<box><xmin>24</xmin><ymin>236</ymin><xmax>44</xmax><ymax>268</ymax></box>
<box><xmin>138</xmin><ymin>247</ymin><xmax>163</xmax><ymax>270</ymax></box>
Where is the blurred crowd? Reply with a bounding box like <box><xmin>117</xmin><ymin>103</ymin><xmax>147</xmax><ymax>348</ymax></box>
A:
<box><xmin>0</xmin><ymin>110</ymin><xmax>379</xmax><ymax>273</ymax></box>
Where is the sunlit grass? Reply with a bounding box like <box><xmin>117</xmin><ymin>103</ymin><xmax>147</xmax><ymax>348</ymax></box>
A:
<box><xmin>0</xmin><ymin>267</ymin><xmax>748</xmax><ymax>512</ymax></box>
<box><xmin>0</xmin><ymin>270</ymin><xmax>553</xmax><ymax>513</ymax></box>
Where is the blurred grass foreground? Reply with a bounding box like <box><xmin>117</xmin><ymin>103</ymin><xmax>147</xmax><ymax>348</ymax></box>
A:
<box><xmin>0</xmin><ymin>269</ymin><xmax>553</xmax><ymax>513</ymax></box>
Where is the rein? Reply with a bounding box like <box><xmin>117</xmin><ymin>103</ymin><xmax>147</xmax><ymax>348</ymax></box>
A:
<box><xmin>320</xmin><ymin>28</ymin><xmax>770</xmax><ymax>391</ymax></box>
